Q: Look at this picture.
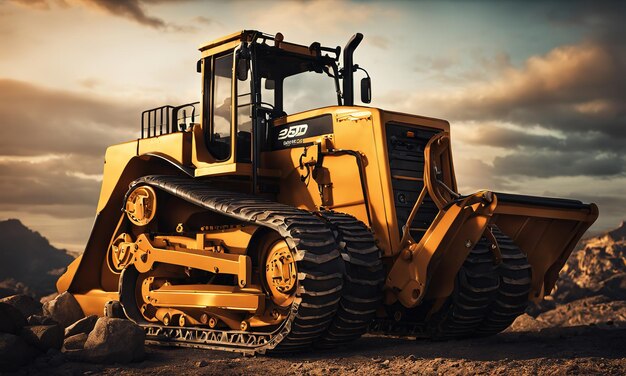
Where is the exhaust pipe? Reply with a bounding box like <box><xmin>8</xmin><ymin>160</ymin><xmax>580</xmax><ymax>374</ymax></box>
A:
<box><xmin>342</xmin><ymin>33</ymin><xmax>363</xmax><ymax>106</ymax></box>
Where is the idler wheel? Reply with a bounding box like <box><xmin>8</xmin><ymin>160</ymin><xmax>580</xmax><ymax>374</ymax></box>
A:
<box><xmin>126</xmin><ymin>186</ymin><xmax>157</xmax><ymax>226</ymax></box>
<box><xmin>263</xmin><ymin>239</ymin><xmax>297</xmax><ymax>308</ymax></box>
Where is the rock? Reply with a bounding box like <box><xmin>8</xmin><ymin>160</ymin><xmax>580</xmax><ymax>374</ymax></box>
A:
<box><xmin>0</xmin><ymin>333</ymin><xmax>37</xmax><ymax>371</ymax></box>
<box><xmin>42</xmin><ymin>291</ymin><xmax>84</xmax><ymax>328</ymax></box>
<box><xmin>104</xmin><ymin>300</ymin><xmax>125</xmax><ymax>318</ymax></box>
<box><xmin>63</xmin><ymin>332</ymin><xmax>89</xmax><ymax>350</ymax></box>
<box><xmin>195</xmin><ymin>360</ymin><xmax>209</xmax><ymax>367</ymax></box>
<box><xmin>40</xmin><ymin>292</ymin><xmax>58</xmax><ymax>305</ymax></box>
<box><xmin>506</xmin><ymin>313</ymin><xmax>548</xmax><ymax>332</ymax></box>
<box><xmin>0</xmin><ymin>294</ymin><xmax>42</xmax><ymax>318</ymax></box>
<box><xmin>28</xmin><ymin>314</ymin><xmax>58</xmax><ymax>326</ymax></box>
<box><xmin>381</xmin><ymin>359</ymin><xmax>390</xmax><ymax>367</ymax></box>
<box><xmin>81</xmin><ymin>317</ymin><xmax>145</xmax><ymax>363</ymax></box>
<box><xmin>597</xmin><ymin>273</ymin><xmax>626</xmax><ymax>300</ymax></box>
<box><xmin>20</xmin><ymin>324</ymin><xmax>64</xmax><ymax>351</ymax></box>
<box><xmin>407</xmin><ymin>355</ymin><xmax>417</xmax><ymax>361</ymax></box>
<box><xmin>65</xmin><ymin>315</ymin><xmax>98</xmax><ymax>338</ymax></box>
<box><xmin>0</xmin><ymin>302</ymin><xmax>27</xmax><ymax>334</ymax></box>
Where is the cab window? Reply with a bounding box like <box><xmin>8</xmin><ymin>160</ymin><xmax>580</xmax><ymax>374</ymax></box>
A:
<box><xmin>208</xmin><ymin>53</ymin><xmax>233</xmax><ymax>161</ymax></box>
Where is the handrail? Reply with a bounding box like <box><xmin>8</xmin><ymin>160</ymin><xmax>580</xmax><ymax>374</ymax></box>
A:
<box><xmin>141</xmin><ymin>102</ymin><xmax>200</xmax><ymax>139</ymax></box>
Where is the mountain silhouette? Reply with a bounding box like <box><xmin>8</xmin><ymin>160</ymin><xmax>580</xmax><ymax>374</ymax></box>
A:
<box><xmin>0</xmin><ymin>218</ymin><xmax>74</xmax><ymax>298</ymax></box>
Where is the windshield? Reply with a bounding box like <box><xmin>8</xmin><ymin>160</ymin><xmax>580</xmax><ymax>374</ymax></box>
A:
<box><xmin>254</xmin><ymin>44</ymin><xmax>340</xmax><ymax>115</ymax></box>
<box><xmin>282</xmin><ymin>71</ymin><xmax>338</xmax><ymax>114</ymax></box>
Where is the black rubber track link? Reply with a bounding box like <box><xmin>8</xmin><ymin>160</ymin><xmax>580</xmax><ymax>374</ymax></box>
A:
<box><xmin>314</xmin><ymin>211</ymin><xmax>384</xmax><ymax>348</ymax></box>
<box><xmin>474</xmin><ymin>227</ymin><xmax>532</xmax><ymax>336</ymax></box>
<box><xmin>120</xmin><ymin>175</ymin><xmax>345</xmax><ymax>355</ymax></box>
<box><xmin>425</xmin><ymin>236</ymin><xmax>500</xmax><ymax>340</ymax></box>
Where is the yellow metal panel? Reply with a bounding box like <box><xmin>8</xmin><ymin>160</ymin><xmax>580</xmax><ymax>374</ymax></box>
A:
<box><xmin>97</xmin><ymin>140</ymin><xmax>137</xmax><ymax>212</ymax></box>
<box><xmin>199</xmin><ymin>30</ymin><xmax>245</xmax><ymax>52</ymax></box>
<box><xmin>137</xmin><ymin>132</ymin><xmax>191</xmax><ymax>166</ymax></box>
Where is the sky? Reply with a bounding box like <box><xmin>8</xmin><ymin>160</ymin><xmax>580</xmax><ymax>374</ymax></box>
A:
<box><xmin>0</xmin><ymin>0</ymin><xmax>624</xmax><ymax>255</ymax></box>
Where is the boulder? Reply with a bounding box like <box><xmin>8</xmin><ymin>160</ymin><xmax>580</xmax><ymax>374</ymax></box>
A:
<box><xmin>63</xmin><ymin>332</ymin><xmax>89</xmax><ymax>351</ymax></box>
<box><xmin>104</xmin><ymin>300</ymin><xmax>125</xmax><ymax>318</ymax></box>
<box><xmin>42</xmin><ymin>291</ymin><xmax>84</xmax><ymax>328</ymax></box>
<box><xmin>0</xmin><ymin>294</ymin><xmax>42</xmax><ymax>318</ymax></box>
<box><xmin>65</xmin><ymin>314</ymin><xmax>98</xmax><ymax>338</ymax></box>
<box><xmin>28</xmin><ymin>314</ymin><xmax>58</xmax><ymax>326</ymax></box>
<box><xmin>0</xmin><ymin>302</ymin><xmax>27</xmax><ymax>334</ymax></box>
<box><xmin>20</xmin><ymin>324</ymin><xmax>64</xmax><ymax>351</ymax></box>
<box><xmin>40</xmin><ymin>292</ymin><xmax>59</xmax><ymax>305</ymax></box>
<box><xmin>505</xmin><ymin>313</ymin><xmax>548</xmax><ymax>332</ymax></box>
<box><xmin>0</xmin><ymin>333</ymin><xmax>37</xmax><ymax>371</ymax></box>
<box><xmin>81</xmin><ymin>317</ymin><xmax>145</xmax><ymax>363</ymax></box>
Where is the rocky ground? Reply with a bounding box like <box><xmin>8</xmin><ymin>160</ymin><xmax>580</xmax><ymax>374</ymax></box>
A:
<box><xmin>2</xmin><ymin>222</ymin><xmax>626</xmax><ymax>375</ymax></box>
<box><xmin>11</xmin><ymin>319</ymin><xmax>626</xmax><ymax>376</ymax></box>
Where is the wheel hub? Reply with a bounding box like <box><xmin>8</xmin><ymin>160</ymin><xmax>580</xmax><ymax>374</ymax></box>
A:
<box><xmin>264</xmin><ymin>241</ymin><xmax>297</xmax><ymax>307</ymax></box>
<box><xmin>126</xmin><ymin>186</ymin><xmax>157</xmax><ymax>226</ymax></box>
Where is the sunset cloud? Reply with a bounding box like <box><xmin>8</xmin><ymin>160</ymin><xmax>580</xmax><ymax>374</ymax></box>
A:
<box><xmin>9</xmin><ymin>0</ymin><xmax>200</xmax><ymax>31</ymax></box>
<box><xmin>0</xmin><ymin>79</ymin><xmax>140</xmax><ymax>159</ymax></box>
<box><xmin>390</xmin><ymin>36</ymin><xmax>626</xmax><ymax>183</ymax></box>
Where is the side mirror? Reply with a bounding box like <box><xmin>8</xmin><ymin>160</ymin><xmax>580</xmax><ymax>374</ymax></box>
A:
<box><xmin>360</xmin><ymin>77</ymin><xmax>371</xmax><ymax>104</ymax></box>
<box><xmin>264</xmin><ymin>79</ymin><xmax>275</xmax><ymax>90</ymax></box>
<box><xmin>196</xmin><ymin>59</ymin><xmax>202</xmax><ymax>73</ymax></box>
<box><xmin>236</xmin><ymin>57</ymin><xmax>250</xmax><ymax>81</ymax></box>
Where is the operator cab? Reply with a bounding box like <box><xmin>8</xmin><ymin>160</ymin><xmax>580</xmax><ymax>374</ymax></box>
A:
<box><xmin>199</xmin><ymin>31</ymin><xmax>348</xmax><ymax>164</ymax></box>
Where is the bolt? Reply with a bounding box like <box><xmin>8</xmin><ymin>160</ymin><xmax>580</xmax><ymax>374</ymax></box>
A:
<box><xmin>491</xmin><ymin>244</ymin><xmax>497</xmax><ymax>249</ymax></box>
<box><xmin>465</xmin><ymin>240</ymin><xmax>472</xmax><ymax>248</ymax></box>
<box><xmin>240</xmin><ymin>320</ymin><xmax>249</xmax><ymax>331</ymax></box>
<box><xmin>208</xmin><ymin>317</ymin><xmax>217</xmax><ymax>328</ymax></box>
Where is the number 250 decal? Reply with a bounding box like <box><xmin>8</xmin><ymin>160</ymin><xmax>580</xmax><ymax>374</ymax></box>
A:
<box><xmin>277</xmin><ymin>124</ymin><xmax>308</xmax><ymax>140</ymax></box>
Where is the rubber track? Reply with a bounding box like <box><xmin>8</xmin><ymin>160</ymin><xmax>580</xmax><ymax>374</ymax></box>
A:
<box><xmin>123</xmin><ymin>175</ymin><xmax>344</xmax><ymax>354</ymax></box>
<box><xmin>475</xmin><ymin>227</ymin><xmax>531</xmax><ymax>336</ymax></box>
<box><xmin>314</xmin><ymin>211</ymin><xmax>384</xmax><ymax>347</ymax></box>
<box><xmin>425</xmin><ymin>236</ymin><xmax>500</xmax><ymax>339</ymax></box>
<box><xmin>369</xmin><ymin>227</ymin><xmax>531</xmax><ymax>340</ymax></box>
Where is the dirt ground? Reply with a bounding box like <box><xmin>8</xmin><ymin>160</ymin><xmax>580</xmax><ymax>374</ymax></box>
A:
<box><xmin>12</xmin><ymin>321</ymin><xmax>625</xmax><ymax>376</ymax></box>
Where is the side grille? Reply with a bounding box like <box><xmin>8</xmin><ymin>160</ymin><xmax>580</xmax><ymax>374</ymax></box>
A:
<box><xmin>385</xmin><ymin>122</ymin><xmax>440</xmax><ymax>242</ymax></box>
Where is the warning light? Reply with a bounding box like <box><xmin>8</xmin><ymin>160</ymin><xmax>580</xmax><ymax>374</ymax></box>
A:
<box><xmin>406</xmin><ymin>131</ymin><xmax>415</xmax><ymax>138</ymax></box>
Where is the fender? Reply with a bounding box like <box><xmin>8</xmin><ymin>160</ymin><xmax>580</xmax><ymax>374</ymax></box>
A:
<box><xmin>59</xmin><ymin>154</ymin><xmax>193</xmax><ymax>295</ymax></box>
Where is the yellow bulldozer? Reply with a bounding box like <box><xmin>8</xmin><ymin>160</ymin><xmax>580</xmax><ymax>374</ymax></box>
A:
<box><xmin>57</xmin><ymin>30</ymin><xmax>598</xmax><ymax>354</ymax></box>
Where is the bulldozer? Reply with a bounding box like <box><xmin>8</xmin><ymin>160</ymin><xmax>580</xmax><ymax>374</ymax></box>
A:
<box><xmin>56</xmin><ymin>30</ymin><xmax>598</xmax><ymax>354</ymax></box>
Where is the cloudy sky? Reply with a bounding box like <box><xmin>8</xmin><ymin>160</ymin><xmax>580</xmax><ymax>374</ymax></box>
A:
<box><xmin>1</xmin><ymin>0</ymin><xmax>624</xmax><ymax>254</ymax></box>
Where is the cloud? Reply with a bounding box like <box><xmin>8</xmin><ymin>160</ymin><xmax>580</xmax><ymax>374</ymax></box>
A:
<box><xmin>80</xmin><ymin>0</ymin><xmax>167</xmax><ymax>29</ymax></box>
<box><xmin>492</xmin><ymin>151</ymin><xmax>624</xmax><ymax>178</ymax></box>
<box><xmin>390</xmin><ymin>36</ymin><xmax>625</xmax><ymax>180</ymax></box>
<box><xmin>0</xmin><ymin>79</ymin><xmax>140</xmax><ymax>158</ymax></box>
<box><xmin>9</xmin><ymin>0</ymin><xmax>201</xmax><ymax>31</ymax></box>
<box><xmin>0</xmin><ymin>158</ymin><xmax>100</xmax><ymax>210</ymax></box>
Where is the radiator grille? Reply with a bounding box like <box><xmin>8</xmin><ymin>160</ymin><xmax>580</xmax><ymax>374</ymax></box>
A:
<box><xmin>385</xmin><ymin>122</ymin><xmax>440</xmax><ymax>242</ymax></box>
